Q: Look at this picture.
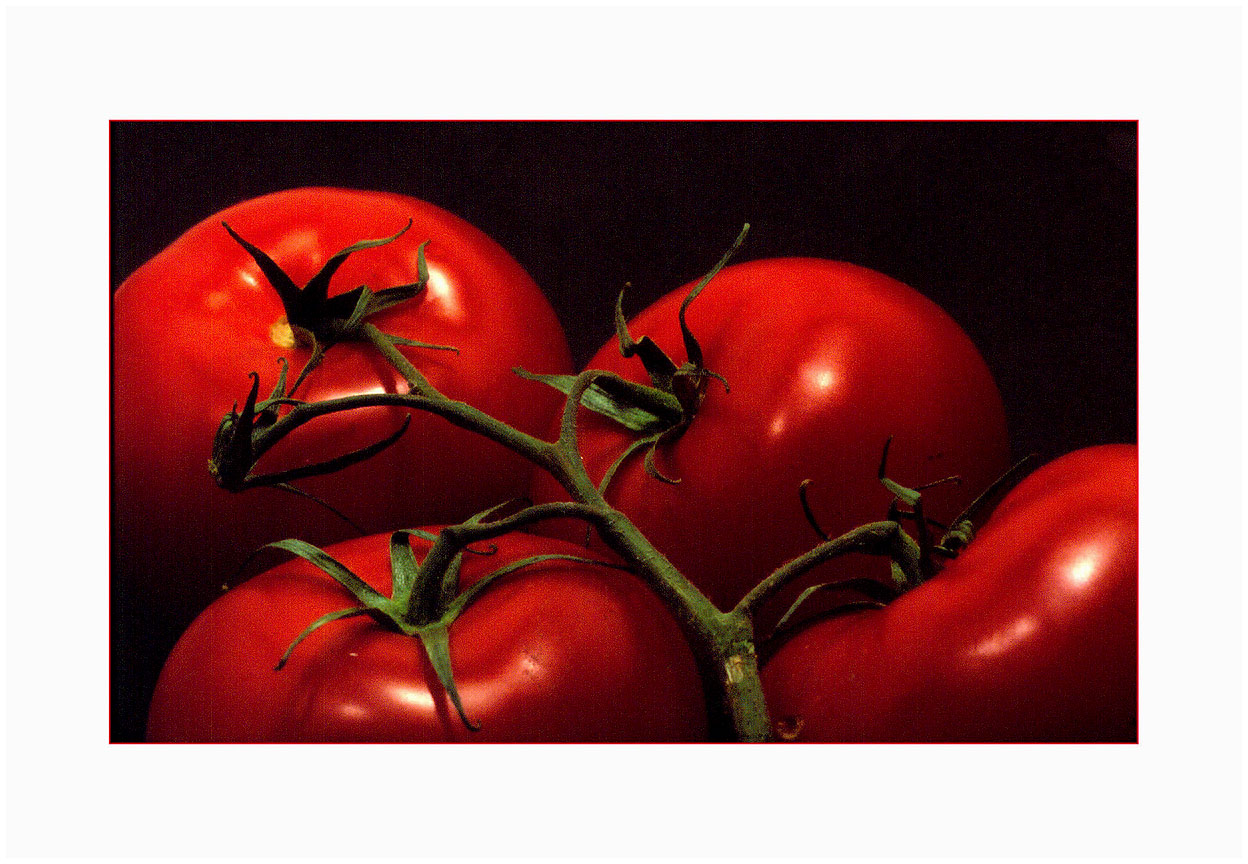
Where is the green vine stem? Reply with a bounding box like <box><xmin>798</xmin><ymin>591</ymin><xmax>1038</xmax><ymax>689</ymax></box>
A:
<box><xmin>213</xmin><ymin>357</ymin><xmax>928</xmax><ymax>741</ymax></box>
<box><xmin>208</xmin><ymin>231</ymin><xmax>932</xmax><ymax>742</ymax></box>
<box><xmin>217</xmin><ymin>368</ymin><xmax>766</xmax><ymax>739</ymax></box>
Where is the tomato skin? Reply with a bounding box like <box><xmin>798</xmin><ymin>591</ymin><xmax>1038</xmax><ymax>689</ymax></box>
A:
<box><xmin>761</xmin><ymin>445</ymin><xmax>1138</xmax><ymax>743</ymax></box>
<box><xmin>146</xmin><ymin>531</ymin><xmax>708</xmax><ymax>742</ymax></box>
<box><xmin>113</xmin><ymin>189</ymin><xmax>570</xmax><ymax>648</ymax></box>
<box><xmin>529</xmin><ymin>258</ymin><xmax>1010</xmax><ymax>627</ymax></box>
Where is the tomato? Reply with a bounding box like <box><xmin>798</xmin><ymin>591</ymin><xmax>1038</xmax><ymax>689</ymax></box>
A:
<box><xmin>113</xmin><ymin>188</ymin><xmax>570</xmax><ymax>739</ymax></box>
<box><xmin>760</xmin><ymin>445</ymin><xmax>1138</xmax><ymax>742</ymax></box>
<box><xmin>528</xmin><ymin>257</ymin><xmax>1010</xmax><ymax>629</ymax></box>
<box><xmin>145</xmin><ymin>530</ymin><xmax>707</xmax><ymax>742</ymax></box>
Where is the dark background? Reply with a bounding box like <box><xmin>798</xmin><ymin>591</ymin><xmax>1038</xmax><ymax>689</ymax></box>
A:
<box><xmin>112</xmin><ymin>121</ymin><xmax>1137</xmax><ymax>465</ymax></box>
<box><xmin>110</xmin><ymin>121</ymin><xmax>1137</xmax><ymax>740</ymax></box>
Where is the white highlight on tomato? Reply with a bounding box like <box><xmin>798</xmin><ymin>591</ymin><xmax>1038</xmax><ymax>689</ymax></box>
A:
<box><xmin>970</xmin><ymin>615</ymin><xmax>1038</xmax><ymax>659</ymax></box>
<box><xmin>389</xmin><ymin>683</ymin><xmax>436</xmax><ymax>711</ymax></box>
<box><xmin>423</xmin><ymin>265</ymin><xmax>463</xmax><ymax>322</ymax></box>
<box><xmin>1066</xmin><ymin>548</ymin><xmax>1101</xmax><ymax>588</ymax></box>
<box><xmin>805</xmin><ymin>362</ymin><xmax>839</xmax><ymax>392</ymax></box>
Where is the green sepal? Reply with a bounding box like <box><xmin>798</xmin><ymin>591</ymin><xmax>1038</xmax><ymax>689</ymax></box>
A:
<box><xmin>889</xmin><ymin>561</ymin><xmax>911</xmax><ymax>591</ymax></box>
<box><xmin>209</xmin><ymin>372</ymin><xmax>263</xmax><ymax>491</ymax></box>
<box><xmin>615</xmin><ymin>287</ymin><xmax>679</xmax><ymax>390</ymax></box>
<box><xmin>513</xmin><ymin>368</ymin><xmax>681</xmax><ymax>433</ymax></box>
<box><xmin>340</xmin><ymin>284</ymin><xmax>377</xmax><ymax>332</ymax></box>
<box><xmin>388</xmin><ymin>530</ymin><xmax>423</xmax><ymax>606</ymax></box>
<box><xmin>878</xmin><ymin>438</ymin><xmax>922</xmax><ymax>507</ymax></box>
<box><xmin>276</xmin><ymin>606</ymin><xmax>369</xmax><ymax>670</ymax></box>
<box><xmin>258</xmin><ymin>356</ymin><xmax>291</xmax><ymax>420</ymax></box>
<box><xmin>771</xmin><ymin>586</ymin><xmax>824</xmax><ymax>636</ymax></box>
<box><xmin>252</xmin><ymin>357</ymin><xmax>306</xmax><ymax>429</ymax></box>
<box><xmin>438</xmin><ymin>553</ymin><xmax>465</xmax><ymax>619</ymax></box>
<box><xmin>239</xmin><ymin>414</ymin><xmax>412</xmax><ymax>489</ymax></box>
<box><xmin>454</xmin><ymin>499</ymin><xmax>526</xmax><ymax>555</ymax></box>
<box><xmin>771</xmin><ymin>577</ymin><xmax>897</xmax><ymax>637</ymax></box>
<box><xmin>269</xmin><ymin>482</ymin><xmax>367</xmax><ymax>535</ymax></box>
<box><xmin>321</xmin><ymin>239</ymin><xmax>428</xmax><ymax>323</ymax></box>
<box><xmin>223</xmin><ymin>220</ymin><xmax>428</xmax><ymax>341</ymax></box>
<box><xmin>516</xmin><ymin>225</ymin><xmax>750</xmax><ymax>447</ymax></box>
<box><xmin>597</xmin><ymin>432</ymin><xmax>662</xmax><ymax>495</ymax></box>
<box><xmin>939</xmin><ymin>454</ymin><xmax>1038</xmax><ymax>549</ymax></box>
<box><xmin>416</xmin><ymin>623</ymin><xmax>480</xmax><ymax>731</ymax></box>
<box><xmin>385</xmin><ymin>334</ymin><xmax>459</xmax><ymax>353</ymax></box>
<box><xmin>261</xmin><ymin>538</ymin><xmax>390</xmax><ymax>609</ymax></box>
<box><xmin>677</xmin><ymin>222</ymin><xmax>749</xmax><ymax>368</ymax></box>
<box><xmin>890</xmin><ymin>528</ymin><xmax>925</xmax><ymax>589</ymax></box>
<box><xmin>322</xmin><ymin>284</ymin><xmax>425</xmax><ymax>327</ymax></box>
<box><xmin>609</xmin><ymin>222</ymin><xmax>748</xmax><ymax>386</ymax></box>
<box><xmin>881</xmin><ymin>475</ymin><xmax>922</xmax><ymax>508</ymax></box>
<box><xmin>303</xmin><ymin>220</ymin><xmax>413</xmax><ymax>311</ymax></box>
<box><xmin>388</xmin><ymin>529</ymin><xmax>470</xmax><ymax>627</ymax></box>
<box><xmin>210</xmin><ymin>367</ymin><xmax>313</xmax><ymax>493</ymax></box>
<box><xmin>447</xmin><ymin>553</ymin><xmax>629</xmax><ymax>619</ymax></box>
<box><xmin>463</xmin><ymin>497</ymin><xmax>530</xmax><ymax>528</ymax></box>
<box><xmin>222</xmin><ymin>222</ymin><xmax>302</xmax><ymax>314</ymax></box>
<box><xmin>395</xmin><ymin>526</ymin><xmax>443</xmax><ymax>548</ymax></box>
<box><xmin>642</xmin><ymin>433</ymin><xmax>682</xmax><ymax>485</ymax></box>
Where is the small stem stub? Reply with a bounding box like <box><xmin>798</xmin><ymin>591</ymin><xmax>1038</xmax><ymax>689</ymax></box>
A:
<box><xmin>718</xmin><ymin>643</ymin><xmax>771</xmax><ymax>743</ymax></box>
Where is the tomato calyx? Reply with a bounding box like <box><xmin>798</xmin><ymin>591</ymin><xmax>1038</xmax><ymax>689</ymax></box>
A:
<box><xmin>874</xmin><ymin>436</ymin><xmax>966</xmax><ymax>584</ymax></box>
<box><xmin>512</xmin><ymin>367</ymin><xmax>683</xmax><ymax>434</ymax></box>
<box><xmin>758</xmin><ymin>439</ymin><xmax>957</xmax><ymax>639</ymax></box>
<box><xmin>212</xmin><ymin>222</ymin><xmax>465</xmax><ymax>507</ymax></box>
<box><xmin>263</xmin><ymin>528</ymin><xmax>482</xmax><ymax>729</ymax></box>
<box><xmin>222</xmin><ymin>221</ymin><xmax>458</xmax><ymax>379</ymax></box>
<box><xmin>518</xmin><ymin>224</ymin><xmax>749</xmax><ymax>488</ymax></box>
<box><xmin>264</xmin><ymin>507</ymin><xmax>630</xmax><ymax>732</ymax></box>
<box><xmin>209</xmin><ymin>359</ymin><xmax>411</xmax><ymax>516</ymax></box>
<box><xmin>767</xmin><ymin>442</ymin><xmax>1041</xmax><ymax>639</ymax></box>
<box><xmin>926</xmin><ymin>452</ymin><xmax>1039</xmax><ymax>560</ymax></box>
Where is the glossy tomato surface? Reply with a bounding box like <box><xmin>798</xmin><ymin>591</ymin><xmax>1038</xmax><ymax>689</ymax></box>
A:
<box><xmin>146</xmin><ymin>531</ymin><xmax>707</xmax><ymax>742</ymax></box>
<box><xmin>113</xmin><ymin>188</ymin><xmax>570</xmax><ymax>740</ymax></box>
<box><xmin>529</xmin><ymin>258</ymin><xmax>1010</xmax><ymax>627</ymax></box>
<box><xmin>761</xmin><ymin>445</ymin><xmax>1138</xmax><ymax>742</ymax></box>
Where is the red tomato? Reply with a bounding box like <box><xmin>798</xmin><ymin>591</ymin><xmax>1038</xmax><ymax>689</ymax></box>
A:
<box><xmin>761</xmin><ymin>445</ymin><xmax>1138</xmax><ymax>742</ymax></box>
<box><xmin>146</xmin><ymin>531</ymin><xmax>707</xmax><ymax>742</ymax></box>
<box><xmin>529</xmin><ymin>258</ymin><xmax>1010</xmax><ymax>628</ymax></box>
<box><xmin>113</xmin><ymin>188</ymin><xmax>570</xmax><ymax>738</ymax></box>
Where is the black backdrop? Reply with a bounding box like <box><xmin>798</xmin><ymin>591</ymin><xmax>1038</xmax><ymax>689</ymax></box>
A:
<box><xmin>110</xmin><ymin>120</ymin><xmax>1137</xmax><ymax>739</ymax></box>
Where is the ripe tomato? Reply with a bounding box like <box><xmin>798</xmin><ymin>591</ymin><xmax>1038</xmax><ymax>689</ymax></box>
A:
<box><xmin>528</xmin><ymin>257</ymin><xmax>1010</xmax><ymax>628</ymax></box>
<box><xmin>146</xmin><ymin>530</ymin><xmax>708</xmax><ymax>742</ymax></box>
<box><xmin>761</xmin><ymin>445</ymin><xmax>1138</xmax><ymax>742</ymax></box>
<box><xmin>113</xmin><ymin>187</ymin><xmax>570</xmax><ymax>739</ymax></box>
